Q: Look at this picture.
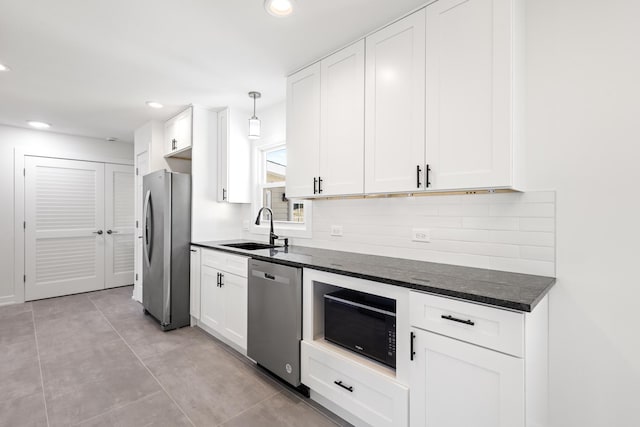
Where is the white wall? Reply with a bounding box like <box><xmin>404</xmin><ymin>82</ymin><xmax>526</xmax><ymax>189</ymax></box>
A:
<box><xmin>0</xmin><ymin>125</ymin><xmax>133</xmax><ymax>304</ymax></box>
<box><xmin>525</xmin><ymin>1</ymin><xmax>640</xmax><ymax>425</ymax></box>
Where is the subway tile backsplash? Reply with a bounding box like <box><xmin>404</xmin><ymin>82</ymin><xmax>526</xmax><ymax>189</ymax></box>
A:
<box><xmin>303</xmin><ymin>191</ymin><xmax>556</xmax><ymax>277</ymax></box>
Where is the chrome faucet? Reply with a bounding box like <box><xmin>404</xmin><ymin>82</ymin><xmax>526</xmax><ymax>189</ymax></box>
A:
<box><xmin>254</xmin><ymin>207</ymin><xmax>288</xmax><ymax>247</ymax></box>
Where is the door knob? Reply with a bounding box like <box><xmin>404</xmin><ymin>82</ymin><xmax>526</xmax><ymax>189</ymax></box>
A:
<box><xmin>93</xmin><ymin>230</ymin><xmax>103</xmax><ymax>235</ymax></box>
<box><xmin>107</xmin><ymin>230</ymin><xmax>112</xmax><ymax>234</ymax></box>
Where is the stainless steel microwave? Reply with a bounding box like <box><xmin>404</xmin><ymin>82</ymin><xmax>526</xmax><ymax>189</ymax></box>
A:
<box><xmin>324</xmin><ymin>289</ymin><xmax>396</xmax><ymax>369</ymax></box>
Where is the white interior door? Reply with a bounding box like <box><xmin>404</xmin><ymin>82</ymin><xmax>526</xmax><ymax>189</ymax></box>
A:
<box><xmin>105</xmin><ymin>164</ymin><xmax>135</xmax><ymax>288</ymax></box>
<box><xmin>24</xmin><ymin>157</ymin><xmax>105</xmax><ymax>301</ymax></box>
<box><xmin>133</xmin><ymin>151</ymin><xmax>149</xmax><ymax>301</ymax></box>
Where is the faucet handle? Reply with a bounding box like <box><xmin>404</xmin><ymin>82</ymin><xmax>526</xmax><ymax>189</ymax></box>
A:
<box><xmin>275</xmin><ymin>236</ymin><xmax>289</xmax><ymax>247</ymax></box>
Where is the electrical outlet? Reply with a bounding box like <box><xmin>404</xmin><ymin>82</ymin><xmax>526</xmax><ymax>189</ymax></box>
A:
<box><xmin>412</xmin><ymin>228</ymin><xmax>431</xmax><ymax>242</ymax></box>
<box><xmin>242</xmin><ymin>220</ymin><xmax>250</xmax><ymax>231</ymax></box>
<box><xmin>330</xmin><ymin>225</ymin><xmax>343</xmax><ymax>237</ymax></box>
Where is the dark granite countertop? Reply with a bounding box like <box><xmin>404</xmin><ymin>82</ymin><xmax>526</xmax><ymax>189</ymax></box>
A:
<box><xmin>191</xmin><ymin>240</ymin><xmax>555</xmax><ymax>312</ymax></box>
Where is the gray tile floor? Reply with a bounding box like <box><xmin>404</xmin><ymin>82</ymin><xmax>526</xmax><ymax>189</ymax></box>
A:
<box><xmin>0</xmin><ymin>286</ymin><xmax>349</xmax><ymax>427</ymax></box>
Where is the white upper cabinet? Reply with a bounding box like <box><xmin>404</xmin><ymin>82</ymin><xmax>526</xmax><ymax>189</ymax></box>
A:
<box><xmin>364</xmin><ymin>9</ymin><xmax>426</xmax><ymax>194</ymax></box>
<box><xmin>287</xmin><ymin>41</ymin><xmax>366</xmax><ymax>199</ymax></box>
<box><xmin>286</xmin><ymin>0</ymin><xmax>522</xmax><ymax>196</ymax></box>
<box><xmin>217</xmin><ymin>108</ymin><xmax>251</xmax><ymax>203</ymax></box>
<box><xmin>319</xmin><ymin>40</ymin><xmax>365</xmax><ymax>196</ymax></box>
<box><xmin>286</xmin><ymin>62</ymin><xmax>321</xmax><ymax>198</ymax></box>
<box><xmin>425</xmin><ymin>0</ymin><xmax>521</xmax><ymax>190</ymax></box>
<box><xmin>164</xmin><ymin>107</ymin><xmax>192</xmax><ymax>156</ymax></box>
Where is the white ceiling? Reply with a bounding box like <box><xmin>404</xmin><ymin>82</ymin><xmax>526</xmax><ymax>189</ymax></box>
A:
<box><xmin>0</xmin><ymin>0</ymin><xmax>427</xmax><ymax>142</ymax></box>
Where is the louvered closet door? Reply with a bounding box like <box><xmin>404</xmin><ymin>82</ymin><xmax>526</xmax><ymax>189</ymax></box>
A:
<box><xmin>105</xmin><ymin>164</ymin><xmax>135</xmax><ymax>288</ymax></box>
<box><xmin>24</xmin><ymin>157</ymin><xmax>105</xmax><ymax>300</ymax></box>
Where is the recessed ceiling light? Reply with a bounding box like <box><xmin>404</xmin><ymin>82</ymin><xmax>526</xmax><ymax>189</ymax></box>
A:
<box><xmin>264</xmin><ymin>0</ymin><xmax>294</xmax><ymax>17</ymax></box>
<box><xmin>27</xmin><ymin>121</ymin><xmax>51</xmax><ymax>129</ymax></box>
<box><xmin>0</xmin><ymin>63</ymin><xmax>10</xmax><ymax>72</ymax></box>
<box><xmin>146</xmin><ymin>101</ymin><xmax>163</xmax><ymax>109</ymax></box>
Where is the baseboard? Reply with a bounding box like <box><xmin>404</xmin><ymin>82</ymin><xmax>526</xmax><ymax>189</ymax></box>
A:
<box><xmin>0</xmin><ymin>295</ymin><xmax>20</xmax><ymax>307</ymax></box>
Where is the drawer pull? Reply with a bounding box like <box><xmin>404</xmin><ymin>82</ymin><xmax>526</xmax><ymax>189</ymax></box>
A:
<box><xmin>441</xmin><ymin>314</ymin><xmax>475</xmax><ymax>326</ymax></box>
<box><xmin>334</xmin><ymin>380</ymin><xmax>353</xmax><ymax>393</ymax></box>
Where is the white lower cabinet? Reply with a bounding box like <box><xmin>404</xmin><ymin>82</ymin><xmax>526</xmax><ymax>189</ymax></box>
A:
<box><xmin>191</xmin><ymin>249</ymin><xmax>248</xmax><ymax>352</ymax></box>
<box><xmin>409</xmin><ymin>291</ymin><xmax>549</xmax><ymax>427</ymax></box>
<box><xmin>302</xmin><ymin>341</ymin><xmax>408</xmax><ymax>427</ymax></box>
<box><xmin>409</xmin><ymin>328</ymin><xmax>524</xmax><ymax>427</ymax></box>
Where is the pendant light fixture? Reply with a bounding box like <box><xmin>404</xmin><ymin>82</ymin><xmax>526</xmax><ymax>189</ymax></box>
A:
<box><xmin>248</xmin><ymin>91</ymin><xmax>261</xmax><ymax>140</ymax></box>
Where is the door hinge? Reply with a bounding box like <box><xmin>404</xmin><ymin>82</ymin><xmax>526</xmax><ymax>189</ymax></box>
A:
<box><xmin>23</xmin><ymin>221</ymin><xmax>26</xmax><ymax>229</ymax></box>
<box><xmin>135</xmin><ymin>273</ymin><xmax>138</xmax><ymax>281</ymax></box>
<box><xmin>136</xmin><ymin>168</ymin><xmax>139</xmax><ymax>176</ymax></box>
<box><xmin>23</xmin><ymin>168</ymin><xmax>25</xmax><ymax>176</ymax></box>
<box><xmin>23</xmin><ymin>274</ymin><xmax>26</xmax><ymax>282</ymax></box>
<box><xmin>135</xmin><ymin>220</ymin><xmax>139</xmax><ymax>228</ymax></box>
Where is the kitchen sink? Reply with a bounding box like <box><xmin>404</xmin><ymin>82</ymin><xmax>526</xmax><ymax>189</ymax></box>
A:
<box><xmin>222</xmin><ymin>242</ymin><xmax>279</xmax><ymax>251</ymax></box>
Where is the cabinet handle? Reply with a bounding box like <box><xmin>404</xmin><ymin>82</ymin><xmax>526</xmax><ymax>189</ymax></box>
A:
<box><xmin>172</xmin><ymin>138</ymin><xmax>177</xmax><ymax>150</ymax></box>
<box><xmin>219</xmin><ymin>273</ymin><xmax>224</xmax><ymax>287</ymax></box>
<box><xmin>318</xmin><ymin>176</ymin><xmax>323</xmax><ymax>194</ymax></box>
<box><xmin>426</xmin><ymin>164</ymin><xmax>431</xmax><ymax>188</ymax></box>
<box><xmin>190</xmin><ymin>249</ymin><xmax>197</xmax><ymax>253</ymax></box>
<box><xmin>441</xmin><ymin>314</ymin><xmax>475</xmax><ymax>326</ymax></box>
<box><xmin>313</xmin><ymin>177</ymin><xmax>318</xmax><ymax>195</ymax></box>
<box><xmin>416</xmin><ymin>165</ymin><xmax>422</xmax><ymax>188</ymax></box>
<box><xmin>222</xmin><ymin>188</ymin><xmax>227</xmax><ymax>201</ymax></box>
<box><xmin>93</xmin><ymin>230</ymin><xmax>103</xmax><ymax>235</ymax></box>
<box><xmin>216</xmin><ymin>272</ymin><xmax>221</xmax><ymax>287</ymax></box>
<box><xmin>410</xmin><ymin>331</ymin><xmax>416</xmax><ymax>361</ymax></box>
<box><xmin>334</xmin><ymin>380</ymin><xmax>353</xmax><ymax>392</ymax></box>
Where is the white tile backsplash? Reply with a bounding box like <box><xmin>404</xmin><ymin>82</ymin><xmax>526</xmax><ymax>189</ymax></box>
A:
<box><xmin>303</xmin><ymin>191</ymin><xmax>556</xmax><ymax>276</ymax></box>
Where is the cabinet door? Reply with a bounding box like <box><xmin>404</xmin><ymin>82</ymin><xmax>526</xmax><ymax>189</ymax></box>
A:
<box><xmin>425</xmin><ymin>0</ymin><xmax>513</xmax><ymax>189</ymax></box>
<box><xmin>189</xmin><ymin>247</ymin><xmax>201</xmax><ymax>319</ymax></box>
<box><xmin>165</xmin><ymin>108</ymin><xmax>193</xmax><ymax>153</ymax></box>
<box><xmin>219</xmin><ymin>272</ymin><xmax>247</xmax><ymax>351</ymax></box>
<box><xmin>200</xmin><ymin>266</ymin><xmax>224</xmax><ymax>331</ymax></box>
<box><xmin>410</xmin><ymin>328</ymin><xmax>524</xmax><ymax>427</ymax></box>
<box><xmin>364</xmin><ymin>10</ymin><xmax>426</xmax><ymax>194</ymax></box>
<box><xmin>319</xmin><ymin>40</ymin><xmax>365</xmax><ymax>196</ymax></box>
<box><xmin>286</xmin><ymin>63</ymin><xmax>321</xmax><ymax>198</ymax></box>
<box><xmin>217</xmin><ymin>108</ymin><xmax>229</xmax><ymax>201</ymax></box>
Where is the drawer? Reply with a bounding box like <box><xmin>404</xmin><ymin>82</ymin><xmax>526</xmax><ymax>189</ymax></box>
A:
<box><xmin>410</xmin><ymin>291</ymin><xmax>524</xmax><ymax>357</ymax></box>
<box><xmin>201</xmin><ymin>249</ymin><xmax>248</xmax><ymax>277</ymax></box>
<box><xmin>301</xmin><ymin>341</ymin><xmax>408</xmax><ymax>427</ymax></box>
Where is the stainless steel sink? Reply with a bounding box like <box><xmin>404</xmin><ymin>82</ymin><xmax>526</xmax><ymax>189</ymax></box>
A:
<box><xmin>221</xmin><ymin>242</ymin><xmax>279</xmax><ymax>251</ymax></box>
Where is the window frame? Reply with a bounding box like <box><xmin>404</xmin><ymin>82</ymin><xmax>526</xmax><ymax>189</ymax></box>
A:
<box><xmin>250</xmin><ymin>140</ymin><xmax>312</xmax><ymax>239</ymax></box>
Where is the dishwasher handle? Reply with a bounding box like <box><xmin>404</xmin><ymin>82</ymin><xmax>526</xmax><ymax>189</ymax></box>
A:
<box><xmin>251</xmin><ymin>269</ymin><xmax>291</xmax><ymax>285</ymax></box>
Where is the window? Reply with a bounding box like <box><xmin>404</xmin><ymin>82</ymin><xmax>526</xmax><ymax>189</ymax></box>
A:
<box><xmin>253</xmin><ymin>141</ymin><xmax>312</xmax><ymax>238</ymax></box>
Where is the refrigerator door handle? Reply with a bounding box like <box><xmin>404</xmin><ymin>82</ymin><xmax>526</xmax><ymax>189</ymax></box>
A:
<box><xmin>143</xmin><ymin>190</ymin><xmax>152</xmax><ymax>267</ymax></box>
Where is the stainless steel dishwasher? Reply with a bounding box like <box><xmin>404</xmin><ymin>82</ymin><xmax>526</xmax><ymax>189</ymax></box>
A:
<box><xmin>247</xmin><ymin>259</ymin><xmax>303</xmax><ymax>389</ymax></box>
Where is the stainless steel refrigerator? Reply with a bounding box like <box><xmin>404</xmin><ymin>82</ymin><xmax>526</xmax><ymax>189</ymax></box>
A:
<box><xmin>142</xmin><ymin>170</ymin><xmax>191</xmax><ymax>331</ymax></box>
